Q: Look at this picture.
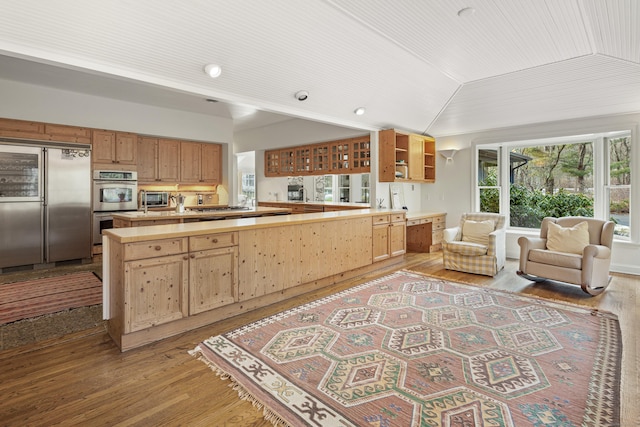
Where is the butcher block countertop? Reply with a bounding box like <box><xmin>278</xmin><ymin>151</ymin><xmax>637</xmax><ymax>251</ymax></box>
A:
<box><xmin>104</xmin><ymin>208</ymin><xmax>401</xmax><ymax>244</ymax></box>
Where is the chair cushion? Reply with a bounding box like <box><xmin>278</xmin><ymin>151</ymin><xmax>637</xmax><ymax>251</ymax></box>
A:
<box><xmin>547</xmin><ymin>221</ymin><xmax>589</xmax><ymax>254</ymax></box>
<box><xmin>444</xmin><ymin>241</ymin><xmax>488</xmax><ymax>256</ymax></box>
<box><xmin>461</xmin><ymin>220</ymin><xmax>495</xmax><ymax>245</ymax></box>
<box><xmin>528</xmin><ymin>249</ymin><xmax>582</xmax><ymax>269</ymax></box>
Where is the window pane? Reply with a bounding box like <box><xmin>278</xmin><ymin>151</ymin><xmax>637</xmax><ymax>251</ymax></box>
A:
<box><xmin>609</xmin><ymin>186</ymin><xmax>630</xmax><ymax>239</ymax></box>
<box><xmin>477</xmin><ymin>149</ymin><xmax>499</xmax><ymax>186</ymax></box>
<box><xmin>479</xmin><ymin>188</ymin><xmax>500</xmax><ymax>213</ymax></box>
<box><xmin>478</xmin><ymin>148</ymin><xmax>500</xmax><ymax>213</ymax></box>
<box><xmin>323</xmin><ymin>175</ymin><xmax>333</xmax><ymax>201</ymax></box>
<box><xmin>608</xmin><ymin>135</ymin><xmax>631</xmax><ymax>239</ymax></box>
<box><xmin>510</xmin><ymin>142</ymin><xmax>593</xmax><ymax>227</ymax></box>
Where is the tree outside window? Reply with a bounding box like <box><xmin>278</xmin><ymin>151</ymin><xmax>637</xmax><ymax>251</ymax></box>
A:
<box><xmin>477</xmin><ymin>131</ymin><xmax>631</xmax><ymax>240</ymax></box>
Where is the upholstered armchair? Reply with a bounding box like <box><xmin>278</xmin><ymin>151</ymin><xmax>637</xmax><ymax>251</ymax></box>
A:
<box><xmin>442</xmin><ymin>213</ymin><xmax>506</xmax><ymax>276</ymax></box>
<box><xmin>517</xmin><ymin>216</ymin><xmax>614</xmax><ymax>295</ymax></box>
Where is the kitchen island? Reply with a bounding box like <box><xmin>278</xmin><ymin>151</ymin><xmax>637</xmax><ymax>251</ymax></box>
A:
<box><xmin>103</xmin><ymin>208</ymin><xmax>406</xmax><ymax>351</ymax></box>
<box><xmin>112</xmin><ymin>206</ymin><xmax>291</xmax><ymax>227</ymax></box>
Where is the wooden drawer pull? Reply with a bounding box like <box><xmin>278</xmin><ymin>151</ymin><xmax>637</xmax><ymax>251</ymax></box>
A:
<box><xmin>212</xmin><ymin>238</ymin><xmax>218</xmax><ymax>243</ymax></box>
<box><xmin>154</xmin><ymin>245</ymin><xmax>162</xmax><ymax>251</ymax></box>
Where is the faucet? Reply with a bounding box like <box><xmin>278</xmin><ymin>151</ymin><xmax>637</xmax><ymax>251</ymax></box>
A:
<box><xmin>299</xmin><ymin>187</ymin><xmax>308</xmax><ymax>202</ymax></box>
<box><xmin>140</xmin><ymin>189</ymin><xmax>147</xmax><ymax>213</ymax></box>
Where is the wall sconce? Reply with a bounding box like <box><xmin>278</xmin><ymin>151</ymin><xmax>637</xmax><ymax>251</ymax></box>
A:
<box><xmin>438</xmin><ymin>149</ymin><xmax>458</xmax><ymax>164</ymax></box>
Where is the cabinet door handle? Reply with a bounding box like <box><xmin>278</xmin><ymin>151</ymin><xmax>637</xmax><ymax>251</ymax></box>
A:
<box><xmin>154</xmin><ymin>245</ymin><xmax>161</xmax><ymax>251</ymax></box>
<box><xmin>183</xmin><ymin>255</ymin><xmax>189</xmax><ymax>260</ymax></box>
<box><xmin>190</xmin><ymin>254</ymin><xmax>196</xmax><ymax>258</ymax></box>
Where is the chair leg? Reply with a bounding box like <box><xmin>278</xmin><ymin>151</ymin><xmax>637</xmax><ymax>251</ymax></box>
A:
<box><xmin>516</xmin><ymin>271</ymin><xmax>547</xmax><ymax>282</ymax></box>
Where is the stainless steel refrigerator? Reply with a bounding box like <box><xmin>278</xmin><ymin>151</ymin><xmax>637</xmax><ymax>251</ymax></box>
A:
<box><xmin>0</xmin><ymin>140</ymin><xmax>91</xmax><ymax>269</ymax></box>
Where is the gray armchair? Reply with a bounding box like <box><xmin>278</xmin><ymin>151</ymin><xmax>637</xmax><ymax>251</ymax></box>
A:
<box><xmin>517</xmin><ymin>216</ymin><xmax>614</xmax><ymax>295</ymax></box>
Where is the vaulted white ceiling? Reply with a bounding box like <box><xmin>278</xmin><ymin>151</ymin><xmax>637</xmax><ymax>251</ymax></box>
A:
<box><xmin>0</xmin><ymin>0</ymin><xmax>638</xmax><ymax>137</ymax></box>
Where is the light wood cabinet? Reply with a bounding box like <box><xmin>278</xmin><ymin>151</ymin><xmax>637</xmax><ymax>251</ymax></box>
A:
<box><xmin>312</xmin><ymin>144</ymin><xmax>330</xmax><ymax>174</ymax></box>
<box><xmin>43</xmin><ymin>123</ymin><xmax>92</xmax><ymax>144</ymax></box>
<box><xmin>106</xmin><ymin>210</ymin><xmax>405</xmax><ymax>351</ymax></box>
<box><xmin>137</xmin><ymin>137</ymin><xmax>180</xmax><ymax>183</ymax></box>
<box><xmin>351</xmin><ymin>136</ymin><xmax>371</xmax><ymax>173</ymax></box>
<box><xmin>264</xmin><ymin>135</ymin><xmax>370</xmax><ymax>177</ymax></box>
<box><xmin>92</xmin><ymin>130</ymin><xmax>137</xmax><ymax>166</ymax></box>
<box><xmin>189</xmin><ymin>233</ymin><xmax>238</xmax><ymax>314</ymax></box>
<box><xmin>122</xmin><ymin>237</ymin><xmax>190</xmax><ymax>333</ymax></box>
<box><xmin>0</xmin><ymin>118</ymin><xmax>45</xmax><ymax>139</ymax></box>
<box><xmin>372</xmin><ymin>213</ymin><xmax>406</xmax><ymax>262</ymax></box>
<box><xmin>120</xmin><ymin>233</ymin><xmax>240</xmax><ymax>331</ymax></box>
<box><xmin>406</xmin><ymin>212</ymin><xmax>446</xmax><ymax>253</ymax></box>
<box><xmin>379</xmin><ymin>129</ymin><xmax>436</xmax><ymax>182</ymax></box>
<box><xmin>124</xmin><ymin>254</ymin><xmax>189</xmax><ymax>332</ymax></box>
<box><xmin>180</xmin><ymin>141</ymin><xmax>221</xmax><ymax>184</ymax></box>
<box><xmin>201</xmin><ymin>143</ymin><xmax>221</xmax><ymax>183</ymax></box>
<box><xmin>0</xmin><ymin>118</ymin><xmax>91</xmax><ymax>143</ymax></box>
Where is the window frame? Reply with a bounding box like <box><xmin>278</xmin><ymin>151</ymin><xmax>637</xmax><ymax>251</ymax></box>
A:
<box><xmin>473</xmin><ymin>130</ymin><xmax>634</xmax><ymax>242</ymax></box>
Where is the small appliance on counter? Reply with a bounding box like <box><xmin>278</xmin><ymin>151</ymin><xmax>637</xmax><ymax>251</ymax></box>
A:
<box><xmin>173</xmin><ymin>194</ymin><xmax>186</xmax><ymax>213</ymax></box>
<box><xmin>140</xmin><ymin>191</ymin><xmax>169</xmax><ymax>208</ymax></box>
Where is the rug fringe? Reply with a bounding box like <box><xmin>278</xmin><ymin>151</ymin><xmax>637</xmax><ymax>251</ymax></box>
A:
<box><xmin>189</xmin><ymin>346</ymin><xmax>291</xmax><ymax>427</ymax></box>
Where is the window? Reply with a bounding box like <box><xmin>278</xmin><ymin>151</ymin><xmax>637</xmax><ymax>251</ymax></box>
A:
<box><xmin>475</xmin><ymin>131</ymin><xmax>632</xmax><ymax>240</ymax></box>
<box><xmin>477</xmin><ymin>148</ymin><xmax>501</xmax><ymax>214</ymax></box>
<box><xmin>241</xmin><ymin>173</ymin><xmax>255</xmax><ymax>202</ymax></box>
<box><xmin>606</xmin><ymin>133</ymin><xmax>631</xmax><ymax>239</ymax></box>
<box><xmin>323</xmin><ymin>175</ymin><xmax>333</xmax><ymax>201</ymax></box>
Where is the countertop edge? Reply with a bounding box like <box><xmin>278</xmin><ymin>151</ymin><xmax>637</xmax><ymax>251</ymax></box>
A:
<box><xmin>104</xmin><ymin>208</ymin><xmax>404</xmax><ymax>243</ymax></box>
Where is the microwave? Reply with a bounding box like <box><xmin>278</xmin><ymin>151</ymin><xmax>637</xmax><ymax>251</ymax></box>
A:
<box><xmin>141</xmin><ymin>191</ymin><xmax>170</xmax><ymax>208</ymax></box>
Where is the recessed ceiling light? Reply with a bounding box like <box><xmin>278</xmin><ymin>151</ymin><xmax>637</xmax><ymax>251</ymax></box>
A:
<box><xmin>295</xmin><ymin>90</ymin><xmax>309</xmax><ymax>101</ymax></box>
<box><xmin>354</xmin><ymin>107</ymin><xmax>366</xmax><ymax>116</ymax></box>
<box><xmin>203</xmin><ymin>64</ymin><xmax>222</xmax><ymax>78</ymax></box>
<box><xmin>457</xmin><ymin>7</ymin><xmax>476</xmax><ymax>17</ymax></box>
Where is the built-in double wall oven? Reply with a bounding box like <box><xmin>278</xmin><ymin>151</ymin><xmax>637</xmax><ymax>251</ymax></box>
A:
<box><xmin>92</xmin><ymin>170</ymin><xmax>137</xmax><ymax>245</ymax></box>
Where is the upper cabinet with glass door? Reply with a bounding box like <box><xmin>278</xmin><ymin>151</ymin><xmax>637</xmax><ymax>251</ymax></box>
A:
<box><xmin>264</xmin><ymin>135</ymin><xmax>371</xmax><ymax>177</ymax></box>
<box><xmin>378</xmin><ymin>129</ymin><xmax>436</xmax><ymax>183</ymax></box>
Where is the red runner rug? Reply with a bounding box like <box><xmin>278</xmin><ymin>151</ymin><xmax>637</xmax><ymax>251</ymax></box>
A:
<box><xmin>191</xmin><ymin>270</ymin><xmax>621</xmax><ymax>427</ymax></box>
<box><xmin>0</xmin><ymin>271</ymin><xmax>102</xmax><ymax>324</ymax></box>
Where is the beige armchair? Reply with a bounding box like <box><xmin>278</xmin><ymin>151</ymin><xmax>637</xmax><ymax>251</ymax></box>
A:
<box><xmin>443</xmin><ymin>212</ymin><xmax>506</xmax><ymax>276</ymax></box>
<box><xmin>517</xmin><ymin>216</ymin><xmax>614</xmax><ymax>295</ymax></box>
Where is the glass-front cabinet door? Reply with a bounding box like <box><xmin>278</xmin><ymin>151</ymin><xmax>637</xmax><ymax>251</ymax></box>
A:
<box><xmin>330</xmin><ymin>142</ymin><xmax>350</xmax><ymax>171</ymax></box>
<box><xmin>351</xmin><ymin>137</ymin><xmax>371</xmax><ymax>173</ymax></box>
<box><xmin>312</xmin><ymin>145</ymin><xmax>330</xmax><ymax>173</ymax></box>
<box><xmin>0</xmin><ymin>144</ymin><xmax>41</xmax><ymax>201</ymax></box>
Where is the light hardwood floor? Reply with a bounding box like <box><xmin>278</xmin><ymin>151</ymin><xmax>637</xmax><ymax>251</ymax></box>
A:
<box><xmin>0</xmin><ymin>253</ymin><xmax>637</xmax><ymax>426</ymax></box>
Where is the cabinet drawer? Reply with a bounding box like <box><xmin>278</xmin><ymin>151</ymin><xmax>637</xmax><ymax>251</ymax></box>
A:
<box><xmin>190</xmin><ymin>232</ymin><xmax>238</xmax><ymax>251</ymax></box>
<box><xmin>432</xmin><ymin>230</ymin><xmax>444</xmax><ymax>243</ymax></box>
<box><xmin>372</xmin><ymin>214</ymin><xmax>390</xmax><ymax>225</ymax></box>
<box><xmin>433</xmin><ymin>222</ymin><xmax>446</xmax><ymax>231</ymax></box>
<box><xmin>391</xmin><ymin>213</ymin><xmax>405</xmax><ymax>223</ymax></box>
<box><xmin>124</xmin><ymin>238</ymin><xmax>188</xmax><ymax>260</ymax></box>
<box><xmin>433</xmin><ymin>215</ymin><xmax>446</xmax><ymax>224</ymax></box>
<box><xmin>406</xmin><ymin>219</ymin><xmax>421</xmax><ymax>227</ymax></box>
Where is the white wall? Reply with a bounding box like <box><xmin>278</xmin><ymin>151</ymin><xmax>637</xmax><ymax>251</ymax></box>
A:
<box><xmin>429</xmin><ymin>112</ymin><xmax>640</xmax><ymax>275</ymax></box>
<box><xmin>0</xmin><ymin>79</ymin><xmax>234</xmax><ymax>142</ymax></box>
<box><xmin>235</xmin><ymin>118</ymin><xmax>370</xmax><ymax>203</ymax></box>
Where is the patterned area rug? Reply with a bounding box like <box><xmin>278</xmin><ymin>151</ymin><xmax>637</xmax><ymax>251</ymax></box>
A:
<box><xmin>190</xmin><ymin>270</ymin><xmax>621</xmax><ymax>427</ymax></box>
<box><xmin>0</xmin><ymin>271</ymin><xmax>102</xmax><ymax>325</ymax></box>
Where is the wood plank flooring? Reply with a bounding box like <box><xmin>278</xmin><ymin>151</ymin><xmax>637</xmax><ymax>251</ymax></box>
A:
<box><xmin>0</xmin><ymin>253</ymin><xmax>637</xmax><ymax>426</ymax></box>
